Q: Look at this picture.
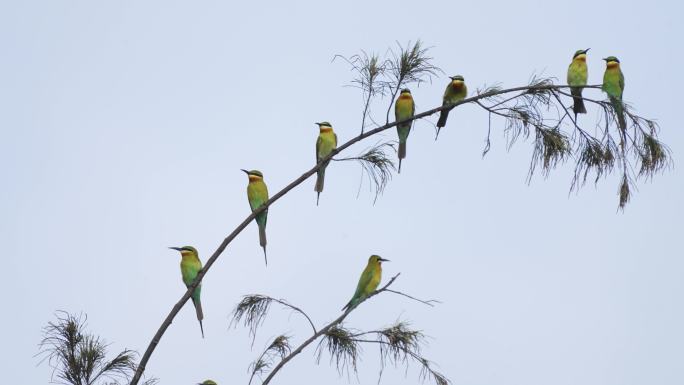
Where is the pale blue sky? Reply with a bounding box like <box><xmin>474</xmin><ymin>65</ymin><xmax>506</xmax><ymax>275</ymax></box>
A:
<box><xmin>1</xmin><ymin>1</ymin><xmax>683</xmax><ymax>384</ymax></box>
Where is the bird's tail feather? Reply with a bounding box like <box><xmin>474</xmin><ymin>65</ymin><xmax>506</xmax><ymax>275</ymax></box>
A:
<box><xmin>315</xmin><ymin>168</ymin><xmax>325</xmax><ymax>193</ymax></box>
<box><xmin>610</xmin><ymin>96</ymin><xmax>627</xmax><ymax>132</ymax></box>
<box><xmin>618</xmin><ymin>112</ymin><xmax>626</xmax><ymax>132</ymax></box>
<box><xmin>436</xmin><ymin>109</ymin><xmax>449</xmax><ymax>129</ymax></box>
<box><xmin>398</xmin><ymin>142</ymin><xmax>406</xmax><ymax>160</ymax></box>
<box><xmin>258</xmin><ymin>225</ymin><xmax>267</xmax><ymax>265</ymax></box>
<box><xmin>571</xmin><ymin>87</ymin><xmax>587</xmax><ymax>116</ymax></box>
<box><xmin>192</xmin><ymin>297</ymin><xmax>204</xmax><ymax>338</ymax></box>
<box><xmin>259</xmin><ymin>224</ymin><xmax>267</xmax><ymax>248</ymax></box>
<box><xmin>341</xmin><ymin>297</ymin><xmax>360</xmax><ymax>312</ymax></box>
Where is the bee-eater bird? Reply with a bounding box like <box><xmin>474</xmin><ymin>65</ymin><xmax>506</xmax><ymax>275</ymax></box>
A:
<box><xmin>242</xmin><ymin>169</ymin><xmax>269</xmax><ymax>265</ymax></box>
<box><xmin>198</xmin><ymin>381</ymin><xmax>217</xmax><ymax>385</ymax></box>
<box><xmin>169</xmin><ymin>246</ymin><xmax>204</xmax><ymax>338</ymax></box>
<box><xmin>567</xmin><ymin>48</ymin><xmax>590</xmax><ymax>118</ymax></box>
<box><xmin>342</xmin><ymin>255</ymin><xmax>390</xmax><ymax>312</ymax></box>
<box><xmin>395</xmin><ymin>88</ymin><xmax>415</xmax><ymax>172</ymax></box>
<box><xmin>436</xmin><ymin>75</ymin><xmax>468</xmax><ymax>138</ymax></box>
<box><xmin>602</xmin><ymin>56</ymin><xmax>626</xmax><ymax>132</ymax></box>
<box><xmin>315</xmin><ymin>121</ymin><xmax>337</xmax><ymax>205</ymax></box>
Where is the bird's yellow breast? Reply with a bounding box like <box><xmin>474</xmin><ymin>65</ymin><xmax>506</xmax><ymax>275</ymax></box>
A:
<box><xmin>367</xmin><ymin>266</ymin><xmax>382</xmax><ymax>291</ymax></box>
<box><xmin>574</xmin><ymin>54</ymin><xmax>587</xmax><ymax>62</ymax></box>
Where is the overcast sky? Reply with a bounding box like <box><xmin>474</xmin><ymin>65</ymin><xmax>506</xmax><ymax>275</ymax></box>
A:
<box><xmin>2</xmin><ymin>1</ymin><xmax>683</xmax><ymax>384</ymax></box>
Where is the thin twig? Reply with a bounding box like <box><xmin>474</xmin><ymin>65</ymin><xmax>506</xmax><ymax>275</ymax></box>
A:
<box><xmin>271</xmin><ymin>298</ymin><xmax>317</xmax><ymax>334</ymax></box>
<box><xmin>247</xmin><ymin>335</ymin><xmax>291</xmax><ymax>385</ymax></box>
<box><xmin>384</xmin><ymin>289</ymin><xmax>440</xmax><ymax>307</ymax></box>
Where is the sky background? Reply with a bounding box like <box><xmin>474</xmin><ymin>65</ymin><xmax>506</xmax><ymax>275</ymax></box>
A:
<box><xmin>1</xmin><ymin>1</ymin><xmax>683</xmax><ymax>384</ymax></box>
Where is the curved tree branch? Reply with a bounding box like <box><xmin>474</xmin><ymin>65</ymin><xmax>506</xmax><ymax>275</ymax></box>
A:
<box><xmin>129</xmin><ymin>81</ymin><xmax>665</xmax><ymax>385</ymax></box>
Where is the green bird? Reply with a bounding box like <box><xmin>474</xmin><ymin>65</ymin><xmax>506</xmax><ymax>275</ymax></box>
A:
<box><xmin>342</xmin><ymin>255</ymin><xmax>390</xmax><ymax>312</ymax></box>
<box><xmin>436</xmin><ymin>75</ymin><xmax>468</xmax><ymax>138</ymax></box>
<box><xmin>198</xmin><ymin>381</ymin><xmax>217</xmax><ymax>385</ymax></box>
<box><xmin>169</xmin><ymin>246</ymin><xmax>204</xmax><ymax>338</ymax></box>
<box><xmin>602</xmin><ymin>56</ymin><xmax>626</xmax><ymax>133</ymax></box>
<box><xmin>567</xmin><ymin>48</ymin><xmax>590</xmax><ymax>118</ymax></box>
<box><xmin>314</xmin><ymin>121</ymin><xmax>337</xmax><ymax>205</ymax></box>
<box><xmin>394</xmin><ymin>89</ymin><xmax>415</xmax><ymax>172</ymax></box>
<box><xmin>242</xmin><ymin>169</ymin><xmax>269</xmax><ymax>265</ymax></box>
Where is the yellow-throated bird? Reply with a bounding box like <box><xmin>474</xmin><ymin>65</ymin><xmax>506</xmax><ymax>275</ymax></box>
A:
<box><xmin>436</xmin><ymin>75</ymin><xmax>468</xmax><ymax>138</ymax></box>
<box><xmin>198</xmin><ymin>381</ymin><xmax>217</xmax><ymax>385</ymax></box>
<box><xmin>395</xmin><ymin>89</ymin><xmax>415</xmax><ymax>172</ymax></box>
<box><xmin>169</xmin><ymin>246</ymin><xmax>204</xmax><ymax>338</ymax></box>
<box><xmin>315</xmin><ymin>121</ymin><xmax>337</xmax><ymax>205</ymax></box>
<box><xmin>567</xmin><ymin>48</ymin><xmax>590</xmax><ymax>118</ymax></box>
<box><xmin>342</xmin><ymin>255</ymin><xmax>389</xmax><ymax>311</ymax></box>
<box><xmin>242</xmin><ymin>169</ymin><xmax>269</xmax><ymax>265</ymax></box>
<box><xmin>602</xmin><ymin>56</ymin><xmax>626</xmax><ymax>133</ymax></box>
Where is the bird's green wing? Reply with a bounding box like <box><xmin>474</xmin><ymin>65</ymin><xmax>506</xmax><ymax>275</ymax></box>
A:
<box><xmin>353</xmin><ymin>264</ymin><xmax>375</xmax><ymax>301</ymax></box>
<box><xmin>316</xmin><ymin>135</ymin><xmax>323</xmax><ymax>162</ymax></box>
<box><xmin>567</xmin><ymin>64</ymin><xmax>580</xmax><ymax>86</ymax></box>
<box><xmin>619</xmin><ymin>70</ymin><xmax>625</xmax><ymax>93</ymax></box>
<box><xmin>248</xmin><ymin>194</ymin><xmax>261</xmax><ymax>211</ymax></box>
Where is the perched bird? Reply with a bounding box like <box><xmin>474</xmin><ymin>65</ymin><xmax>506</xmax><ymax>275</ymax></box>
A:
<box><xmin>314</xmin><ymin>121</ymin><xmax>337</xmax><ymax>205</ymax></box>
<box><xmin>602</xmin><ymin>56</ymin><xmax>626</xmax><ymax>133</ymax></box>
<box><xmin>242</xmin><ymin>169</ymin><xmax>269</xmax><ymax>265</ymax></box>
<box><xmin>198</xmin><ymin>381</ymin><xmax>217</xmax><ymax>385</ymax></box>
<box><xmin>342</xmin><ymin>255</ymin><xmax>390</xmax><ymax>312</ymax></box>
<box><xmin>436</xmin><ymin>75</ymin><xmax>468</xmax><ymax>138</ymax></box>
<box><xmin>169</xmin><ymin>246</ymin><xmax>204</xmax><ymax>338</ymax></box>
<box><xmin>394</xmin><ymin>89</ymin><xmax>415</xmax><ymax>172</ymax></box>
<box><xmin>567</xmin><ymin>48</ymin><xmax>590</xmax><ymax>118</ymax></box>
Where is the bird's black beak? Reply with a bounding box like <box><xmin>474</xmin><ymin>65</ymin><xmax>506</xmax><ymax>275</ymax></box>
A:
<box><xmin>602</xmin><ymin>57</ymin><xmax>609</xmax><ymax>61</ymax></box>
<box><xmin>315</xmin><ymin>122</ymin><xmax>321</xmax><ymax>126</ymax></box>
<box><xmin>379</xmin><ymin>257</ymin><xmax>390</xmax><ymax>262</ymax></box>
<box><xmin>240</xmin><ymin>169</ymin><xmax>249</xmax><ymax>174</ymax></box>
<box><xmin>169</xmin><ymin>247</ymin><xmax>183</xmax><ymax>251</ymax></box>
<box><xmin>584</xmin><ymin>48</ymin><xmax>590</xmax><ymax>54</ymax></box>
